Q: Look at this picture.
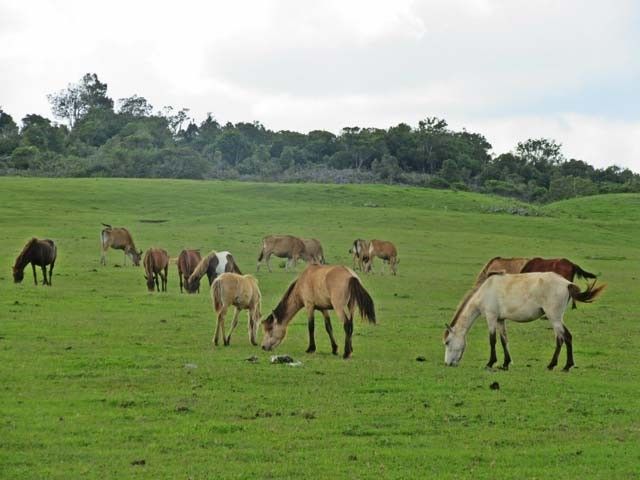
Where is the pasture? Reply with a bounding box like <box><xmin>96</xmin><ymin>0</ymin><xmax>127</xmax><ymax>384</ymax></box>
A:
<box><xmin>0</xmin><ymin>177</ymin><xmax>638</xmax><ymax>479</ymax></box>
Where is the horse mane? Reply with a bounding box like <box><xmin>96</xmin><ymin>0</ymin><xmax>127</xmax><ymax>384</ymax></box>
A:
<box><xmin>450</xmin><ymin>284</ymin><xmax>483</xmax><ymax>327</ymax></box>
<box><xmin>475</xmin><ymin>256</ymin><xmax>502</xmax><ymax>282</ymax></box>
<box><xmin>189</xmin><ymin>250</ymin><xmax>218</xmax><ymax>282</ymax></box>
<box><xmin>14</xmin><ymin>238</ymin><xmax>38</xmax><ymax>267</ymax></box>
<box><xmin>272</xmin><ymin>279</ymin><xmax>298</xmax><ymax>323</ymax></box>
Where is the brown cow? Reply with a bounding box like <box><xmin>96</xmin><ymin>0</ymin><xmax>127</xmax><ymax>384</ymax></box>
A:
<box><xmin>100</xmin><ymin>223</ymin><xmax>142</xmax><ymax>266</ymax></box>
<box><xmin>256</xmin><ymin>235</ymin><xmax>308</xmax><ymax>272</ymax></box>
<box><xmin>143</xmin><ymin>248</ymin><xmax>169</xmax><ymax>292</ymax></box>
<box><xmin>302</xmin><ymin>238</ymin><xmax>325</xmax><ymax>265</ymax></box>
<box><xmin>177</xmin><ymin>249</ymin><xmax>202</xmax><ymax>293</ymax></box>
<box><xmin>348</xmin><ymin>239</ymin><xmax>370</xmax><ymax>271</ymax></box>
<box><xmin>364</xmin><ymin>240</ymin><xmax>398</xmax><ymax>275</ymax></box>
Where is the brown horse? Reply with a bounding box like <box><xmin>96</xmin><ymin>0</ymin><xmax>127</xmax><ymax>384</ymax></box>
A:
<box><xmin>473</xmin><ymin>257</ymin><xmax>530</xmax><ymax>286</ymax></box>
<box><xmin>302</xmin><ymin>238</ymin><xmax>326</xmax><ymax>264</ymax></box>
<box><xmin>13</xmin><ymin>238</ymin><xmax>57</xmax><ymax>286</ymax></box>
<box><xmin>143</xmin><ymin>248</ymin><xmax>169</xmax><ymax>292</ymax></box>
<box><xmin>257</xmin><ymin>235</ymin><xmax>308</xmax><ymax>272</ymax></box>
<box><xmin>177</xmin><ymin>249</ymin><xmax>202</xmax><ymax>293</ymax></box>
<box><xmin>364</xmin><ymin>239</ymin><xmax>398</xmax><ymax>275</ymax></box>
<box><xmin>261</xmin><ymin>264</ymin><xmax>376</xmax><ymax>359</ymax></box>
<box><xmin>187</xmin><ymin>250</ymin><xmax>242</xmax><ymax>292</ymax></box>
<box><xmin>349</xmin><ymin>239</ymin><xmax>370</xmax><ymax>271</ymax></box>
<box><xmin>100</xmin><ymin>223</ymin><xmax>142</xmax><ymax>266</ymax></box>
<box><xmin>210</xmin><ymin>273</ymin><xmax>262</xmax><ymax>346</ymax></box>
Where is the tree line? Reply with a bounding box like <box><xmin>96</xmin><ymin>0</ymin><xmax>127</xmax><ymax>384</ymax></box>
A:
<box><xmin>1</xmin><ymin>73</ymin><xmax>638</xmax><ymax>202</ymax></box>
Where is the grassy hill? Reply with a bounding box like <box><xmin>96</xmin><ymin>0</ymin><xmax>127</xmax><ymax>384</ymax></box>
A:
<box><xmin>1</xmin><ymin>178</ymin><xmax>638</xmax><ymax>479</ymax></box>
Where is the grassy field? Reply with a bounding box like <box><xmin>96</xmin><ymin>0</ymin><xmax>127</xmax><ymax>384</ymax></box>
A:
<box><xmin>0</xmin><ymin>177</ymin><xmax>638</xmax><ymax>479</ymax></box>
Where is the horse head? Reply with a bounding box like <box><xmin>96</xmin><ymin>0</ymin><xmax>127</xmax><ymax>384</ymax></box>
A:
<box><xmin>261</xmin><ymin>312</ymin><xmax>287</xmax><ymax>351</ymax></box>
<box><xmin>131</xmin><ymin>249</ymin><xmax>143</xmax><ymax>266</ymax></box>
<box><xmin>144</xmin><ymin>274</ymin><xmax>155</xmax><ymax>292</ymax></box>
<box><xmin>12</xmin><ymin>266</ymin><xmax>24</xmax><ymax>283</ymax></box>
<box><xmin>443</xmin><ymin>323</ymin><xmax>466</xmax><ymax>366</ymax></box>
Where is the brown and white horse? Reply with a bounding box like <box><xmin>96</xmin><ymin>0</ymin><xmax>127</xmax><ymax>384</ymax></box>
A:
<box><xmin>143</xmin><ymin>248</ymin><xmax>169</xmax><ymax>292</ymax></box>
<box><xmin>348</xmin><ymin>239</ymin><xmax>370</xmax><ymax>271</ymax></box>
<box><xmin>100</xmin><ymin>223</ymin><xmax>142</xmax><ymax>266</ymax></box>
<box><xmin>187</xmin><ymin>250</ymin><xmax>242</xmax><ymax>292</ymax></box>
<box><xmin>443</xmin><ymin>272</ymin><xmax>606</xmax><ymax>371</ymax></box>
<box><xmin>210</xmin><ymin>273</ymin><xmax>262</xmax><ymax>346</ymax></box>
<box><xmin>364</xmin><ymin>239</ymin><xmax>398</xmax><ymax>275</ymax></box>
<box><xmin>261</xmin><ymin>264</ymin><xmax>376</xmax><ymax>358</ymax></box>
<box><xmin>13</xmin><ymin>238</ymin><xmax>57</xmax><ymax>286</ymax></box>
<box><xmin>257</xmin><ymin>235</ymin><xmax>307</xmax><ymax>272</ymax></box>
<box><xmin>177</xmin><ymin>249</ymin><xmax>202</xmax><ymax>293</ymax></box>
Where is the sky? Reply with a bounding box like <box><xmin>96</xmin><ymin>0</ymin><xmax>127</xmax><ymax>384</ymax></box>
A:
<box><xmin>1</xmin><ymin>0</ymin><xmax>639</xmax><ymax>171</ymax></box>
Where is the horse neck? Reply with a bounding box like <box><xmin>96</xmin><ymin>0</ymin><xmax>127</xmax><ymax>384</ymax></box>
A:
<box><xmin>14</xmin><ymin>242</ymin><xmax>35</xmax><ymax>269</ymax></box>
<box><xmin>451</xmin><ymin>290</ymin><xmax>481</xmax><ymax>337</ymax></box>
<box><xmin>275</xmin><ymin>287</ymin><xmax>304</xmax><ymax>326</ymax></box>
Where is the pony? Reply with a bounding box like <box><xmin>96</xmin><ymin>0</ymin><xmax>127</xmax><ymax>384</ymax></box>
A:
<box><xmin>187</xmin><ymin>250</ymin><xmax>242</xmax><ymax>292</ymax></box>
<box><xmin>348</xmin><ymin>239</ymin><xmax>370</xmax><ymax>271</ymax></box>
<box><xmin>100</xmin><ymin>223</ymin><xmax>142</xmax><ymax>266</ymax></box>
<box><xmin>261</xmin><ymin>264</ymin><xmax>376</xmax><ymax>359</ymax></box>
<box><xmin>210</xmin><ymin>273</ymin><xmax>262</xmax><ymax>346</ymax></box>
<box><xmin>177</xmin><ymin>249</ymin><xmax>202</xmax><ymax>293</ymax></box>
<box><xmin>13</xmin><ymin>238</ymin><xmax>57</xmax><ymax>286</ymax></box>
<box><xmin>143</xmin><ymin>248</ymin><xmax>169</xmax><ymax>292</ymax></box>
<box><xmin>257</xmin><ymin>235</ymin><xmax>308</xmax><ymax>272</ymax></box>
<box><xmin>443</xmin><ymin>272</ymin><xmax>606</xmax><ymax>371</ymax></box>
<box><xmin>473</xmin><ymin>257</ymin><xmax>530</xmax><ymax>286</ymax></box>
<box><xmin>364</xmin><ymin>239</ymin><xmax>398</xmax><ymax>275</ymax></box>
<box><xmin>302</xmin><ymin>238</ymin><xmax>326</xmax><ymax>264</ymax></box>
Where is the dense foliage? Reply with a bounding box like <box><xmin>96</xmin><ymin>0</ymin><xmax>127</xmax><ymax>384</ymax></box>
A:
<box><xmin>1</xmin><ymin>73</ymin><xmax>638</xmax><ymax>202</ymax></box>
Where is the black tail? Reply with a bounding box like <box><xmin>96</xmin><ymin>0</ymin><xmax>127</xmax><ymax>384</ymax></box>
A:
<box><xmin>257</xmin><ymin>249</ymin><xmax>264</xmax><ymax>262</ymax></box>
<box><xmin>348</xmin><ymin>277</ymin><xmax>376</xmax><ymax>324</ymax></box>
<box><xmin>101</xmin><ymin>223</ymin><xmax>112</xmax><ymax>229</ymax></box>
<box><xmin>573</xmin><ymin>264</ymin><xmax>597</xmax><ymax>281</ymax></box>
<box><xmin>568</xmin><ymin>282</ymin><xmax>606</xmax><ymax>306</ymax></box>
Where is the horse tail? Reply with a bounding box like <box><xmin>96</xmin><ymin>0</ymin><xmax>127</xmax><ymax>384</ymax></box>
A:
<box><xmin>568</xmin><ymin>282</ymin><xmax>606</xmax><ymax>307</ymax></box>
<box><xmin>212</xmin><ymin>278</ymin><xmax>224</xmax><ymax>312</ymax></box>
<box><xmin>257</xmin><ymin>245</ymin><xmax>264</xmax><ymax>262</ymax></box>
<box><xmin>348</xmin><ymin>277</ymin><xmax>376</xmax><ymax>324</ymax></box>
<box><xmin>573</xmin><ymin>263</ymin><xmax>597</xmax><ymax>281</ymax></box>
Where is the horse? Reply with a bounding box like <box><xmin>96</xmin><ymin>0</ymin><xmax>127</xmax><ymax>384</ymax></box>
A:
<box><xmin>521</xmin><ymin>257</ymin><xmax>597</xmax><ymax>283</ymax></box>
<box><xmin>261</xmin><ymin>264</ymin><xmax>376</xmax><ymax>359</ymax></box>
<box><xmin>210</xmin><ymin>273</ymin><xmax>262</xmax><ymax>346</ymax></box>
<box><xmin>473</xmin><ymin>257</ymin><xmax>530</xmax><ymax>286</ymax></box>
<box><xmin>13</xmin><ymin>238</ymin><xmax>57</xmax><ymax>286</ymax></box>
<box><xmin>302</xmin><ymin>238</ymin><xmax>326</xmax><ymax>264</ymax></box>
<box><xmin>100</xmin><ymin>223</ymin><xmax>142</xmax><ymax>266</ymax></box>
<box><xmin>257</xmin><ymin>235</ymin><xmax>308</xmax><ymax>272</ymax></box>
<box><xmin>348</xmin><ymin>239</ymin><xmax>370</xmax><ymax>271</ymax></box>
<box><xmin>364</xmin><ymin>239</ymin><xmax>398</xmax><ymax>275</ymax></box>
<box><xmin>187</xmin><ymin>250</ymin><xmax>242</xmax><ymax>292</ymax></box>
<box><xmin>443</xmin><ymin>272</ymin><xmax>606</xmax><ymax>371</ymax></box>
<box><xmin>177</xmin><ymin>249</ymin><xmax>202</xmax><ymax>293</ymax></box>
<box><xmin>143</xmin><ymin>248</ymin><xmax>169</xmax><ymax>292</ymax></box>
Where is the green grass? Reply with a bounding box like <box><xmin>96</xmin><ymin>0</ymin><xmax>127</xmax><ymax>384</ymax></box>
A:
<box><xmin>0</xmin><ymin>177</ymin><xmax>638</xmax><ymax>479</ymax></box>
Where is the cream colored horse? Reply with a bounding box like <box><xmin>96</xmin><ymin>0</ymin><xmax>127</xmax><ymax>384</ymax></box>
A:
<box><xmin>443</xmin><ymin>272</ymin><xmax>605</xmax><ymax>371</ymax></box>
<box><xmin>210</xmin><ymin>273</ymin><xmax>261</xmax><ymax>346</ymax></box>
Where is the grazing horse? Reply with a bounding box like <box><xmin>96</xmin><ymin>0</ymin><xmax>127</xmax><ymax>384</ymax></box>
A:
<box><xmin>302</xmin><ymin>238</ymin><xmax>326</xmax><ymax>265</ymax></box>
<box><xmin>177</xmin><ymin>249</ymin><xmax>202</xmax><ymax>293</ymax></box>
<box><xmin>261</xmin><ymin>264</ymin><xmax>376</xmax><ymax>359</ymax></box>
<box><xmin>257</xmin><ymin>235</ymin><xmax>308</xmax><ymax>272</ymax></box>
<box><xmin>100</xmin><ymin>223</ymin><xmax>142</xmax><ymax>266</ymax></box>
<box><xmin>443</xmin><ymin>272</ymin><xmax>606</xmax><ymax>371</ymax></box>
<box><xmin>13</xmin><ymin>238</ymin><xmax>57</xmax><ymax>286</ymax></box>
<box><xmin>473</xmin><ymin>257</ymin><xmax>530</xmax><ymax>286</ymax></box>
<box><xmin>348</xmin><ymin>239</ymin><xmax>370</xmax><ymax>271</ymax></box>
<box><xmin>187</xmin><ymin>250</ymin><xmax>242</xmax><ymax>292</ymax></box>
<box><xmin>364</xmin><ymin>239</ymin><xmax>398</xmax><ymax>275</ymax></box>
<box><xmin>210</xmin><ymin>273</ymin><xmax>262</xmax><ymax>346</ymax></box>
<box><xmin>143</xmin><ymin>248</ymin><xmax>169</xmax><ymax>292</ymax></box>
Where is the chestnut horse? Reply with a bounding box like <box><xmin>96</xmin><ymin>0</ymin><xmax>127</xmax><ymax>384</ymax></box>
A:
<box><xmin>187</xmin><ymin>250</ymin><xmax>242</xmax><ymax>292</ymax></box>
<box><xmin>261</xmin><ymin>264</ymin><xmax>376</xmax><ymax>359</ymax></box>
<box><xmin>210</xmin><ymin>273</ymin><xmax>262</xmax><ymax>346</ymax></box>
<box><xmin>143</xmin><ymin>248</ymin><xmax>169</xmax><ymax>292</ymax></box>
<box><xmin>13</xmin><ymin>238</ymin><xmax>57</xmax><ymax>286</ymax></box>
<box><xmin>364</xmin><ymin>239</ymin><xmax>398</xmax><ymax>275</ymax></box>
<box><xmin>177</xmin><ymin>249</ymin><xmax>202</xmax><ymax>293</ymax></box>
<box><xmin>443</xmin><ymin>272</ymin><xmax>606</xmax><ymax>371</ymax></box>
<box><xmin>100</xmin><ymin>223</ymin><xmax>142</xmax><ymax>266</ymax></box>
<box><xmin>473</xmin><ymin>257</ymin><xmax>530</xmax><ymax>286</ymax></box>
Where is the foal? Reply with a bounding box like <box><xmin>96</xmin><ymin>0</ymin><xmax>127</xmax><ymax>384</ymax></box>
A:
<box><xmin>210</xmin><ymin>273</ymin><xmax>261</xmax><ymax>346</ymax></box>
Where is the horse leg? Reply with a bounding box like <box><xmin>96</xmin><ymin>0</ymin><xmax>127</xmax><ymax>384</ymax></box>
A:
<box><xmin>123</xmin><ymin>251</ymin><xmax>127</xmax><ymax>266</ymax></box>
<box><xmin>248</xmin><ymin>306</ymin><xmax>259</xmax><ymax>346</ymax></box>
<box><xmin>497</xmin><ymin>320</ymin><xmax>511</xmax><ymax>370</ymax></box>
<box><xmin>48</xmin><ymin>262</ymin><xmax>54</xmax><ymax>286</ymax></box>
<box><xmin>179</xmin><ymin>273</ymin><xmax>183</xmax><ymax>293</ymax></box>
<box><xmin>342</xmin><ymin>313</ymin><xmax>354</xmax><ymax>359</ymax></box>
<box><xmin>485</xmin><ymin>316</ymin><xmax>498</xmax><ymax>368</ymax></box>
<box><xmin>562</xmin><ymin>325</ymin><xmax>574</xmax><ymax>371</ymax></box>
<box><xmin>266</xmin><ymin>253</ymin><xmax>272</xmax><ymax>273</ymax></box>
<box><xmin>214</xmin><ymin>307</ymin><xmax>227</xmax><ymax>347</ymax></box>
<box><xmin>163</xmin><ymin>267</ymin><xmax>168</xmax><ymax>291</ymax></box>
<box><xmin>41</xmin><ymin>264</ymin><xmax>48</xmax><ymax>285</ymax></box>
<box><xmin>391</xmin><ymin>258</ymin><xmax>398</xmax><ymax>276</ymax></box>
<box><xmin>154</xmin><ymin>273</ymin><xmax>160</xmax><ymax>292</ymax></box>
<box><xmin>32</xmin><ymin>263</ymin><xmax>38</xmax><ymax>286</ymax></box>
<box><xmin>225</xmin><ymin>308</ymin><xmax>241</xmax><ymax>346</ymax></box>
<box><xmin>321</xmin><ymin>310</ymin><xmax>339</xmax><ymax>355</ymax></box>
<box><xmin>305</xmin><ymin>306</ymin><xmax>316</xmax><ymax>353</ymax></box>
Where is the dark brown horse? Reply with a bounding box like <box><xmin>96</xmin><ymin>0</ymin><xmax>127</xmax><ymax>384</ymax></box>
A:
<box><xmin>143</xmin><ymin>248</ymin><xmax>169</xmax><ymax>292</ymax></box>
<box><xmin>177</xmin><ymin>249</ymin><xmax>202</xmax><ymax>293</ymax></box>
<box><xmin>521</xmin><ymin>257</ymin><xmax>597</xmax><ymax>308</ymax></box>
<box><xmin>13</xmin><ymin>238</ymin><xmax>57</xmax><ymax>286</ymax></box>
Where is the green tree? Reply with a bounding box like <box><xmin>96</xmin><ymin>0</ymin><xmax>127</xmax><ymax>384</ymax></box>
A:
<box><xmin>48</xmin><ymin>73</ymin><xmax>114</xmax><ymax>127</ymax></box>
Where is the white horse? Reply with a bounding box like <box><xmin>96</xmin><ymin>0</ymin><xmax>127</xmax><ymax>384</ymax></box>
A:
<box><xmin>443</xmin><ymin>272</ymin><xmax>605</xmax><ymax>371</ymax></box>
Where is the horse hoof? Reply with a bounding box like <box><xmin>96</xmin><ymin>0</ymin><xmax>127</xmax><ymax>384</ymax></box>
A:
<box><xmin>306</xmin><ymin>348</ymin><xmax>316</xmax><ymax>354</ymax></box>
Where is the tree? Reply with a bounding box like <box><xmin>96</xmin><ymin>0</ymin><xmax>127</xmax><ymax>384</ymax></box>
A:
<box><xmin>48</xmin><ymin>73</ymin><xmax>113</xmax><ymax>127</ymax></box>
<box><xmin>118</xmin><ymin>95</ymin><xmax>153</xmax><ymax>117</ymax></box>
<box><xmin>161</xmin><ymin>106</ymin><xmax>191</xmax><ymax>136</ymax></box>
<box><xmin>0</xmin><ymin>109</ymin><xmax>20</xmax><ymax>155</ymax></box>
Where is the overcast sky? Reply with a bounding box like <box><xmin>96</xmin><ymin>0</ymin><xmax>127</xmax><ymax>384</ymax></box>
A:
<box><xmin>1</xmin><ymin>0</ymin><xmax>639</xmax><ymax>170</ymax></box>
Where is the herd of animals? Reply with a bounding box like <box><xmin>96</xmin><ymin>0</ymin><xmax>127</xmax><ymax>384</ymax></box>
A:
<box><xmin>11</xmin><ymin>224</ymin><xmax>605</xmax><ymax>369</ymax></box>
